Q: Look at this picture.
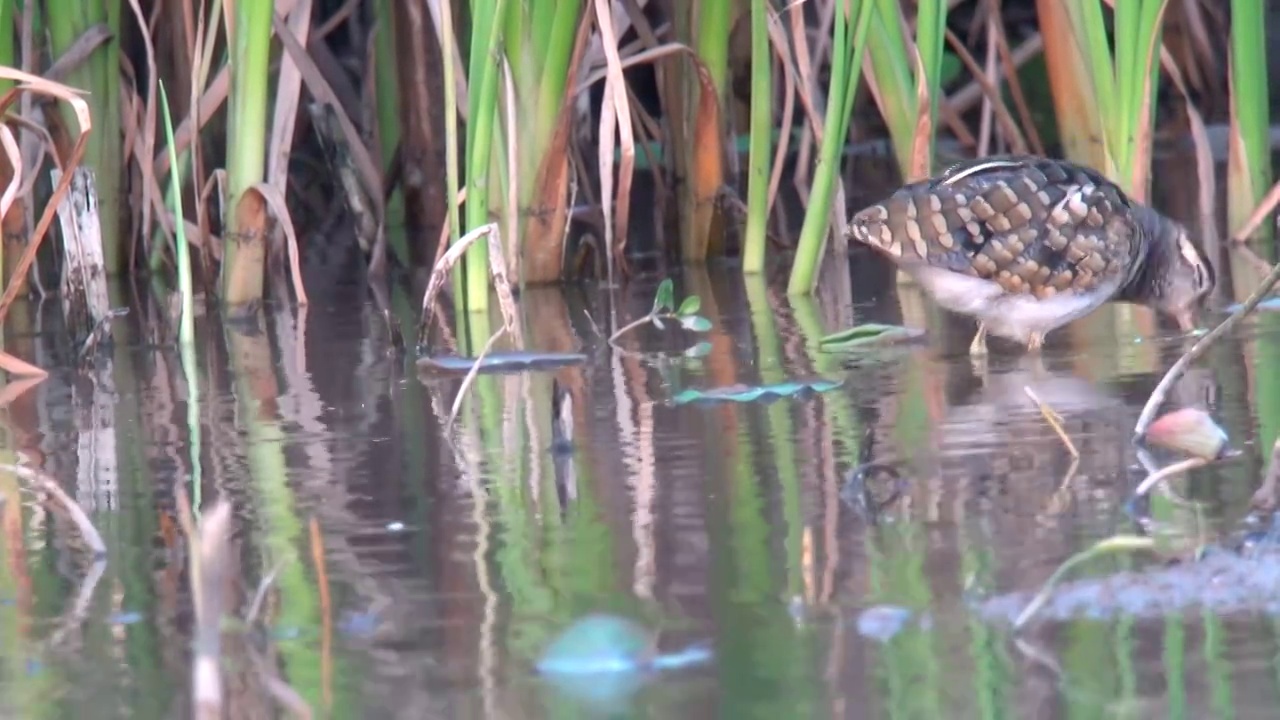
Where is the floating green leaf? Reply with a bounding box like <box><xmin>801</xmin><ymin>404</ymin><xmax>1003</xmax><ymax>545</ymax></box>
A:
<box><xmin>677</xmin><ymin>295</ymin><xmax>701</xmax><ymax>317</ymax></box>
<box><xmin>652</xmin><ymin>279</ymin><xmax>675</xmax><ymax>315</ymax></box>
<box><xmin>684</xmin><ymin>341</ymin><xmax>713</xmax><ymax>358</ymax></box>
<box><xmin>416</xmin><ymin>351</ymin><xmax>588</xmax><ymax>375</ymax></box>
<box><xmin>679</xmin><ymin>315</ymin><xmax>713</xmax><ymax>333</ymax></box>
<box><xmin>671</xmin><ymin>378</ymin><xmax>843</xmax><ymax>405</ymax></box>
<box><xmin>818</xmin><ymin>323</ymin><xmax>926</xmax><ymax>351</ymax></box>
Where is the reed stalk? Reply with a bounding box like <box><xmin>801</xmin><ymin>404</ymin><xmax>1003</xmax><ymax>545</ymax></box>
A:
<box><xmin>47</xmin><ymin>0</ymin><xmax>123</xmax><ymax>272</ymax></box>
<box><xmin>459</xmin><ymin>0</ymin><xmax>510</xmax><ymax>314</ymax></box>
<box><xmin>1227</xmin><ymin>0</ymin><xmax>1271</xmax><ymax>238</ymax></box>
<box><xmin>374</xmin><ymin>0</ymin><xmax>410</xmax><ymax>264</ymax></box>
<box><xmin>863</xmin><ymin>0</ymin><xmax>948</xmax><ymax>180</ymax></box>
<box><xmin>1039</xmin><ymin>0</ymin><xmax>1170</xmax><ymax>200</ymax></box>
<box><xmin>222</xmin><ymin>0</ymin><xmax>274</xmax><ymax>305</ymax></box>
<box><xmin>787</xmin><ymin>0</ymin><xmax>874</xmax><ymax>295</ymax></box>
<box><xmin>741</xmin><ymin>0</ymin><xmax>774</xmax><ymax>275</ymax></box>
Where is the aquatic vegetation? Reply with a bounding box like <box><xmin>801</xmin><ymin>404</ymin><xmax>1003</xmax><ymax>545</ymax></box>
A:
<box><xmin>670</xmin><ymin>378</ymin><xmax>843</xmax><ymax>406</ymax></box>
<box><xmin>415</xmin><ymin>351</ymin><xmax>589</xmax><ymax>375</ymax></box>
<box><xmin>609</xmin><ymin>278</ymin><xmax>714</xmax><ymax>349</ymax></box>
<box><xmin>819</xmin><ymin>323</ymin><xmax>927</xmax><ymax>351</ymax></box>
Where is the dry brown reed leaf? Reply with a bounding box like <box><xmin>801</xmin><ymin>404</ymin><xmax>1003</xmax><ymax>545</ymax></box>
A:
<box><xmin>944</xmin><ymin>28</ymin><xmax>1029</xmax><ymax>155</ymax></box>
<box><xmin>0</xmin><ymin>462</ymin><xmax>105</xmax><ymax>556</ymax></box>
<box><xmin>417</xmin><ymin>223</ymin><xmax>522</xmax><ymax>351</ymax></box>
<box><xmin>152</xmin><ymin>66</ymin><xmax>227</xmax><ymax>180</ymax></box>
<box><xmin>907</xmin><ymin>47</ymin><xmax>933</xmax><ymax>181</ymax></box>
<box><xmin>0</xmin><ymin>123</ymin><xmax>22</xmax><ymax>221</ymax></box>
<box><xmin>592</xmin><ymin>0</ymin><xmax>636</xmax><ymax>281</ymax></box>
<box><xmin>1155</xmin><ymin>45</ymin><xmax>1215</xmax><ymax>246</ymax></box>
<box><xmin>765</xmin><ymin>13</ymin><xmax>795</xmax><ymax>216</ymax></box>
<box><xmin>1231</xmin><ymin>181</ymin><xmax>1280</xmax><ymax>242</ymax></box>
<box><xmin>271</xmin><ymin>12</ymin><xmax>383</xmax><ymax>219</ymax></box>
<box><xmin>43</xmin><ymin>25</ymin><xmax>113</xmax><ymax>83</ymax></box>
<box><xmin>267</xmin><ymin>0</ymin><xmax>313</xmax><ymax>198</ymax></box>
<box><xmin>0</xmin><ymin>350</ymin><xmax>44</xmax><ymax>378</ymax></box>
<box><xmin>245</xmin><ymin>183</ymin><xmax>308</xmax><ymax>305</ymax></box>
<box><xmin>0</xmin><ymin>69</ymin><xmax>91</xmax><ymax>327</ymax></box>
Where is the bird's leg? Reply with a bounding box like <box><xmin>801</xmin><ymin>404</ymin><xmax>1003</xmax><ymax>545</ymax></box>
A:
<box><xmin>968</xmin><ymin>323</ymin><xmax>989</xmax><ymax>357</ymax></box>
<box><xmin>1026</xmin><ymin>332</ymin><xmax>1048</xmax><ymax>377</ymax></box>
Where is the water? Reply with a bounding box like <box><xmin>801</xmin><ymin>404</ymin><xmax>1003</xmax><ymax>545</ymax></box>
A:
<box><xmin>1</xmin><ymin>238</ymin><xmax>1280</xmax><ymax>718</ymax></box>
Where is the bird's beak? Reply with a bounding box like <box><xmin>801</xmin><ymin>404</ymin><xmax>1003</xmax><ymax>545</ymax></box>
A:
<box><xmin>1174</xmin><ymin>310</ymin><xmax>1196</xmax><ymax>334</ymax></box>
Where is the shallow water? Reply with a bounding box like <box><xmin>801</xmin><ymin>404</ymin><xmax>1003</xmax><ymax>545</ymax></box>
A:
<box><xmin>1</xmin><ymin>237</ymin><xmax>1280</xmax><ymax>719</ymax></box>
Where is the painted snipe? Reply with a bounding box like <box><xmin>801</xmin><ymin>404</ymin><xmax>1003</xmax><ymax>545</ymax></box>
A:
<box><xmin>847</xmin><ymin>155</ymin><xmax>1215</xmax><ymax>355</ymax></box>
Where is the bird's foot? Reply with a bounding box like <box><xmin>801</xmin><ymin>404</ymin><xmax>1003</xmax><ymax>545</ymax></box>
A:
<box><xmin>969</xmin><ymin>324</ymin><xmax>989</xmax><ymax>376</ymax></box>
<box><xmin>968</xmin><ymin>324</ymin><xmax>989</xmax><ymax>357</ymax></box>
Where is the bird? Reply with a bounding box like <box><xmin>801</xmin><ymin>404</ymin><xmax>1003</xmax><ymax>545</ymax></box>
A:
<box><xmin>847</xmin><ymin>155</ymin><xmax>1216</xmax><ymax>356</ymax></box>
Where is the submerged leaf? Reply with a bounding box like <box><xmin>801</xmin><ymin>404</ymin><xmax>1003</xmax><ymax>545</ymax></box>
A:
<box><xmin>652</xmin><ymin>279</ymin><xmax>675</xmax><ymax>314</ymax></box>
<box><xmin>819</xmin><ymin>323</ymin><xmax>926</xmax><ymax>350</ymax></box>
<box><xmin>671</xmin><ymin>379</ymin><xmax>842</xmax><ymax>405</ymax></box>
<box><xmin>416</xmin><ymin>351</ymin><xmax>588</xmax><ymax>375</ymax></box>
<box><xmin>676</xmin><ymin>295</ymin><xmax>701</xmax><ymax>317</ymax></box>
<box><xmin>684</xmin><ymin>341</ymin><xmax>713</xmax><ymax>358</ymax></box>
<box><xmin>1143</xmin><ymin>408</ymin><xmax>1231</xmax><ymax>461</ymax></box>
<box><xmin>536</xmin><ymin>614</ymin><xmax>656</xmax><ymax>675</ymax></box>
<box><xmin>679</xmin><ymin>315</ymin><xmax>713</xmax><ymax>332</ymax></box>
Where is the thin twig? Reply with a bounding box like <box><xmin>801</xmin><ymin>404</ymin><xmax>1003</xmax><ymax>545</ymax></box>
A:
<box><xmin>447</xmin><ymin>326</ymin><xmax>507</xmax><ymax>427</ymax></box>
<box><xmin>0</xmin><ymin>463</ymin><xmax>105</xmax><ymax>556</ymax></box>
<box><xmin>1133</xmin><ymin>457</ymin><xmax>1209</xmax><ymax>497</ymax></box>
<box><xmin>245</xmin><ymin>559</ymin><xmax>286</xmax><ymax>626</ymax></box>
<box><xmin>607</xmin><ymin>313</ymin><xmax>655</xmax><ymax>344</ymax></box>
<box><xmin>1134</xmin><ymin>257</ymin><xmax>1280</xmax><ymax>439</ymax></box>
<box><xmin>1024</xmin><ymin>386</ymin><xmax>1079</xmax><ymax>459</ymax></box>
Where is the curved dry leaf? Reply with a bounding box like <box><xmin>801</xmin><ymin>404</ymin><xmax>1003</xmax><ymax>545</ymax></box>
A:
<box><xmin>248</xmin><ymin>183</ymin><xmax>308</xmax><ymax>306</ymax></box>
<box><xmin>0</xmin><ymin>70</ymin><xmax>93</xmax><ymax>327</ymax></box>
<box><xmin>271</xmin><ymin>12</ymin><xmax>383</xmax><ymax>218</ymax></box>
<box><xmin>0</xmin><ymin>350</ymin><xmax>46</xmax><ymax>379</ymax></box>
<box><xmin>0</xmin><ymin>123</ymin><xmax>22</xmax><ymax>220</ymax></box>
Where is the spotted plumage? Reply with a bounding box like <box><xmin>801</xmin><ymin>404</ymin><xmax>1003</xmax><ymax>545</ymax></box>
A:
<box><xmin>848</xmin><ymin>155</ymin><xmax>1215</xmax><ymax>353</ymax></box>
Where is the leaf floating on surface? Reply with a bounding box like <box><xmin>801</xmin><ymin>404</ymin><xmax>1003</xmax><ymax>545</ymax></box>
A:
<box><xmin>679</xmin><ymin>315</ymin><xmax>713</xmax><ymax>332</ymax></box>
<box><xmin>671</xmin><ymin>379</ymin><xmax>843</xmax><ymax>405</ymax></box>
<box><xmin>416</xmin><ymin>351</ymin><xmax>588</xmax><ymax>375</ymax></box>
<box><xmin>818</xmin><ymin>323</ymin><xmax>926</xmax><ymax>351</ymax></box>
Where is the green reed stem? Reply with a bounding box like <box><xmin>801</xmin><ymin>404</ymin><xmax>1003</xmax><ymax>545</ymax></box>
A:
<box><xmin>159</xmin><ymin>81</ymin><xmax>200</xmax><ymax>509</ymax></box>
<box><xmin>223</xmin><ymin>0</ymin><xmax>273</xmax><ymax>302</ymax></box>
<box><xmin>48</xmin><ymin>0</ymin><xmax>123</xmax><ymax>272</ymax></box>
<box><xmin>461</xmin><ymin>0</ymin><xmax>510</xmax><ymax>313</ymax></box>
<box><xmin>374</xmin><ymin>0</ymin><xmax>409</xmax><ymax>265</ymax></box>
<box><xmin>440</xmin><ymin>0</ymin><xmax>464</xmax><ymax>303</ymax></box>
<box><xmin>696</xmin><ymin>0</ymin><xmax>732</xmax><ymax>106</ymax></box>
<box><xmin>741</xmin><ymin>0</ymin><xmax>773</xmax><ymax>275</ymax></box>
<box><xmin>1228</xmin><ymin>0</ymin><xmax>1272</xmax><ymax>235</ymax></box>
<box><xmin>787</xmin><ymin>0</ymin><xmax>873</xmax><ymax>296</ymax></box>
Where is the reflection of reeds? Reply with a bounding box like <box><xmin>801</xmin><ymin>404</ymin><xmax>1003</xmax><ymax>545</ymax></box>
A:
<box><xmin>0</xmin><ymin>463</ymin><xmax>105</xmax><ymax>557</ymax></box>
